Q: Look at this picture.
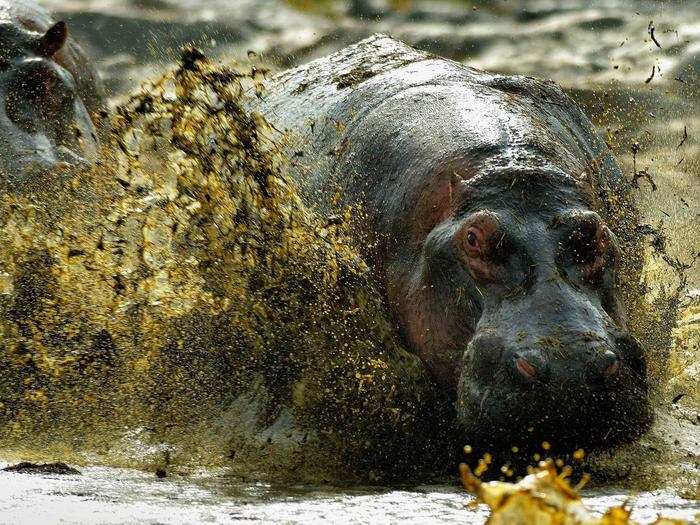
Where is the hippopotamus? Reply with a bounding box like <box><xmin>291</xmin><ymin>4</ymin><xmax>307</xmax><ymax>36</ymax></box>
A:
<box><xmin>255</xmin><ymin>35</ymin><xmax>652</xmax><ymax>453</ymax></box>
<box><xmin>0</xmin><ymin>0</ymin><xmax>104</xmax><ymax>185</ymax></box>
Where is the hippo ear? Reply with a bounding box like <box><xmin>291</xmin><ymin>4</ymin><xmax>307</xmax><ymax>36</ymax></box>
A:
<box><xmin>33</xmin><ymin>21</ymin><xmax>68</xmax><ymax>58</ymax></box>
<box><xmin>413</xmin><ymin>170</ymin><xmax>466</xmax><ymax>241</ymax></box>
<box><xmin>448</xmin><ymin>171</ymin><xmax>462</xmax><ymax>208</ymax></box>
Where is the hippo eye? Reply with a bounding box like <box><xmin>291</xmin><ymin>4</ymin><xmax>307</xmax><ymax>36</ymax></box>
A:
<box><xmin>565</xmin><ymin>216</ymin><xmax>617</xmax><ymax>282</ymax></box>
<box><xmin>459</xmin><ymin>212</ymin><xmax>504</xmax><ymax>270</ymax></box>
<box><xmin>464</xmin><ymin>227</ymin><xmax>484</xmax><ymax>256</ymax></box>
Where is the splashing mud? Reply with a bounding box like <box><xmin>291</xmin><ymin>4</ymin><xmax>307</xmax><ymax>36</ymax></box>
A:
<box><xmin>459</xmin><ymin>460</ymin><xmax>691</xmax><ymax>525</ymax></box>
<box><xmin>0</xmin><ymin>43</ymin><xmax>693</xmax><ymax>495</ymax></box>
<box><xmin>0</xmin><ymin>48</ymin><xmax>453</xmax><ymax>482</ymax></box>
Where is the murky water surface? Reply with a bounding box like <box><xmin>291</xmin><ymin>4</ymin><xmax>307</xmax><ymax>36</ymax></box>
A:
<box><xmin>1</xmin><ymin>465</ymin><xmax>697</xmax><ymax>524</ymax></box>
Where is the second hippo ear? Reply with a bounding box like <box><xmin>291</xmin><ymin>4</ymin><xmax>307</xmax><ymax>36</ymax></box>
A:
<box><xmin>32</xmin><ymin>21</ymin><xmax>68</xmax><ymax>58</ymax></box>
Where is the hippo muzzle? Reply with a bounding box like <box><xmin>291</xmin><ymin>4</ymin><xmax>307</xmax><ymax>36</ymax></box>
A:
<box><xmin>458</xmin><ymin>262</ymin><xmax>650</xmax><ymax>451</ymax></box>
<box><xmin>0</xmin><ymin>21</ymin><xmax>99</xmax><ymax>185</ymax></box>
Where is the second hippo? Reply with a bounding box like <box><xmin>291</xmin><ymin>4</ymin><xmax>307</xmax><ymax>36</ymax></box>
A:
<box><xmin>0</xmin><ymin>0</ymin><xmax>104</xmax><ymax>185</ymax></box>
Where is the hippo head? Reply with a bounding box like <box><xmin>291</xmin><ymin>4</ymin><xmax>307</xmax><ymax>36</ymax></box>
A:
<box><xmin>338</xmin><ymin>73</ymin><xmax>653</xmax><ymax>454</ymax></box>
<box><xmin>462</xmin><ymin>180</ymin><xmax>651</xmax><ymax>448</ymax></box>
<box><xmin>0</xmin><ymin>20</ymin><xmax>98</xmax><ymax>184</ymax></box>
<box><xmin>408</xmin><ymin>167</ymin><xmax>651</xmax><ymax>453</ymax></box>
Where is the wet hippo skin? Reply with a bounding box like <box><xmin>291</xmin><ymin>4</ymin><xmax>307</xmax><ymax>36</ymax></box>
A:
<box><xmin>0</xmin><ymin>0</ymin><xmax>104</xmax><ymax>186</ymax></box>
<box><xmin>255</xmin><ymin>35</ymin><xmax>652</xmax><ymax>452</ymax></box>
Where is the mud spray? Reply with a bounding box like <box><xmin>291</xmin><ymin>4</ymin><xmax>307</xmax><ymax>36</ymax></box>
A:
<box><xmin>0</xmin><ymin>50</ymin><xmax>696</xmax><ymax>519</ymax></box>
<box><xmin>0</xmin><ymin>49</ymin><xmax>451</xmax><ymax>483</ymax></box>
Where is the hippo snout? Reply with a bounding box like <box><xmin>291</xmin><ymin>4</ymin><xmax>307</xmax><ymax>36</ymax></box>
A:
<box><xmin>458</xmin><ymin>320</ymin><xmax>650</xmax><ymax>450</ymax></box>
<box><xmin>482</xmin><ymin>334</ymin><xmax>626</xmax><ymax>387</ymax></box>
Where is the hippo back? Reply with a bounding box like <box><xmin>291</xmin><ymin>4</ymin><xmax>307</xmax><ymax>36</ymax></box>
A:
<box><xmin>256</xmin><ymin>35</ymin><xmax>620</xmax><ymax>252</ymax></box>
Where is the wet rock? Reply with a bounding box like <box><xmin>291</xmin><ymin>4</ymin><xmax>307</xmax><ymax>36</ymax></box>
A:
<box><xmin>3</xmin><ymin>462</ymin><xmax>81</xmax><ymax>475</ymax></box>
<box><xmin>347</xmin><ymin>0</ymin><xmax>388</xmax><ymax>20</ymax></box>
<box><xmin>574</xmin><ymin>15</ymin><xmax>625</xmax><ymax>31</ymax></box>
<box><xmin>402</xmin><ymin>1</ymin><xmax>477</xmax><ymax>25</ymax></box>
<box><xmin>516</xmin><ymin>6</ymin><xmax>576</xmax><ymax>23</ymax></box>
<box><xmin>350</xmin><ymin>0</ymin><xmax>479</xmax><ymax>24</ymax></box>
<box><xmin>391</xmin><ymin>23</ymin><xmax>491</xmax><ymax>60</ymax></box>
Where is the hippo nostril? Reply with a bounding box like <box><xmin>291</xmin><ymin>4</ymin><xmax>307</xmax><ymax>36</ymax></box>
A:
<box><xmin>515</xmin><ymin>356</ymin><xmax>537</xmax><ymax>380</ymax></box>
<box><xmin>587</xmin><ymin>349</ymin><xmax>619</xmax><ymax>383</ymax></box>
<box><xmin>603</xmin><ymin>353</ymin><xmax>620</xmax><ymax>378</ymax></box>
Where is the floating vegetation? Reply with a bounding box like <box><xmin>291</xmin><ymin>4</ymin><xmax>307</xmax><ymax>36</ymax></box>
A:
<box><xmin>3</xmin><ymin>462</ymin><xmax>80</xmax><ymax>475</ymax></box>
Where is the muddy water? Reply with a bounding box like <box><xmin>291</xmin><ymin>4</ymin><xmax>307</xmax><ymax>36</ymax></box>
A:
<box><xmin>1</xmin><ymin>465</ymin><xmax>697</xmax><ymax>524</ymax></box>
<box><xmin>2</xmin><ymin>0</ymin><xmax>698</xmax><ymax>523</ymax></box>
